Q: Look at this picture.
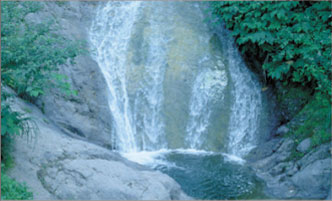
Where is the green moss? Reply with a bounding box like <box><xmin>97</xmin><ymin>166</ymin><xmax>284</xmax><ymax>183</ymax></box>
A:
<box><xmin>286</xmin><ymin>150</ymin><xmax>305</xmax><ymax>162</ymax></box>
<box><xmin>55</xmin><ymin>1</ymin><xmax>67</xmax><ymax>6</ymax></box>
<box><xmin>284</xmin><ymin>93</ymin><xmax>331</xmax><ymax>161</ymax></box>
<box><xmin>275</xmin><ymin>83</ymin><xmax>312</xmax><ymax>121</ymax></box>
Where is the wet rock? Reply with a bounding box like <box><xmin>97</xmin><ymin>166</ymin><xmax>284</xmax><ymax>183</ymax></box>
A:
<box><xmin>251</xmin><ymin>138</ymin><xmax>294</xmax><ymax>171</ymax></box>
<box><xmin>296</xmin><ymin>138</ymin><xmax>311</xmax><ymax>153</ymax></box>
<box><xmin>245</xmin><ymin>138</ymin><xmax>282</xmax><ymax>162</ymax></box>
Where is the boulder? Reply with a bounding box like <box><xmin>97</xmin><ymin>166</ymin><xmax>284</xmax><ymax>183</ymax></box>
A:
<box><xmin>250</xmin><ymin>138</ymin><xmax>294</xmax><ymax>171</ymax></box>
<box><xmin>7</xmin><ymin>96</ymin><xmax>190</xmax><ymax>200</ymax></box>
<box><xmin>297</xmin><ymin>143</ymin><xmax>331</xmax><ymax>169</ymax></box>
<box><xmin>291</xmin><ymin>158</ymin><xmax>331</xmax><ymax>199</ymax></box>
<box><xmin>275</xmin><ymin>125</ymin><xmax>289</xmax><ymax>136</ymax></box>
<box><xmin>245</xmin><ymin>138</ymin><xmax>282</xmax><ymax>162</ymax></box>
<box><xmin>296</xmin><ymin>138</ymin><xmax>311</xmax><ymax>153</ymax></box>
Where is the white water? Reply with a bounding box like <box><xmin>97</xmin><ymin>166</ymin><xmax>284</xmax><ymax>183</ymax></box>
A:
<box><xmin>226</xmin><ymin>39</ymin><xmax>263</xmax><ymax>157</ymax></box>
<box><xmin>90</xmin><ymin>2</ymin><xmax>141</xmax><ymax>152</ymax></box>
<box><xmin>185</xmin><ymin>65</ymin><xmax>228</xmax><ymax>149</ymax></box>
<box><xmin>89</xmin><ymin>2</ymin><xmax>266</xmax><ymax>162</ymax></box>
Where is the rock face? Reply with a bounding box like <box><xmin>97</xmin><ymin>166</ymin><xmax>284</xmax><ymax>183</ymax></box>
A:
<box><xmin>7</xmin><ymin>95</ymin><xmax>190</xmax><ymax>200</ymax></box>
<box><xmin>247</xmin><ymin>135</ymin><xmax>331</xmax><ymax>199</ymax></box>
<box><xmin>26</xmin><ymin>2</ymin><xmax>115</xmax><ymax>148</ymax></box>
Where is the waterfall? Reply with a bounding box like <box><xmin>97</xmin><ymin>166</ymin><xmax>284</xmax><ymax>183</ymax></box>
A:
<box><xmin>89</xmin><ymin>1</ymin><xmax>265</xmax><ymax>158</ymax></box>
<box><xmin>89</xmin><ymin>2</ymin><xmax>141</xmax><ymax>152</ymax></box>
<box><xmin>185</xmin><ymin>62</ymin><xmax>228</xmax><ymax>149</ymax></box>
<box><xmin>226</xmin><ymin>39</ymin><xmax>263</xmax><ymax>157</ymax></box>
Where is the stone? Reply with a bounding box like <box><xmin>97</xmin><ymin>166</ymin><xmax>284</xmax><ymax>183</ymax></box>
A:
<box><xmin>7</xmin><ymin>96</ymin><xmax>190</xmax><ymax>200</ymax></box>
<box><xmin>245</xmin><ymin>138</ymin><xmax>282</xmax><ymax>162</ymax></box>
<box><xmin>25</xmin><ymin>2</ymin><xmax>115</xmax><ymax>148</ymax></box>
<box><xmin>296</xmin><ymin>138</ymin><xmax>311</xmax><ymax>153</ymax></box>
<box><xmin>275</xmin><ymin>125</ymin><xmax>289</xmax><ymax>136</ymax></box>
<box><xmin>251</xmin><ymin>138</ymin><xmax>294</xmax><ymax>171</ymax></box>
<box><xmin>274</xmin><ymin>83</ymin><xmax>311</xmax><ymax>121</ymax></box>
<box><xmin>265</xmin><ymin>180</ymin><xmax>298</xmax><ymax>199</ymax></box>
<box><xmin>297</xmin><ymin>143</ymin><xmax>331</xmax><ymax>169</ymax></box>
<box><xmin>291</xmin><ymin>158</ymin><xmax>331</xmax><ymax>199</ymax></box>
<box><xmin>248</xmin><ymin>132</ymin><xmax>331</xmax><ymax>200</ymax></box>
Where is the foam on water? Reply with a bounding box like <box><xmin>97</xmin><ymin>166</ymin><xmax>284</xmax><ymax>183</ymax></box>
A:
<box><xmin>122</xmin><ymin>148</ymin><xmax>245</xmax><ymax>169</ymax></box>
<box><xmin>122</xmin><ymin>148</ymin><xmax>213</xmax><ymax>165</ymax></box>
<box><xmin>222</xmin><ymin>153</ymin><xmax>246</xmax><ymax>165</ymax></box>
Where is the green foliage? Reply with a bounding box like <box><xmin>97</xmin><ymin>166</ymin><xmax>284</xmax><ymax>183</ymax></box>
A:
<box><xmin>1</xmin><ymin>1</ymin><xmax>85</xmax><ymax>100</ymax></box>
<box><xmin>1</xmin><ymin>88</ymin><xmax>30</xmax><ymax>163</ymax></box>
<box><xmin>1</xmin><ymin>3</ymin><xmax>85</xmax><ymax>198</ymax></box>
<box><xmin>1</xmin><ymin>170</ymin><xmax>33</xmax><ymax>200</ymax></box>
<box><xmin>212</xmin><ymin>1</ymin><xmax>331</xmax><ymax>97</ymax></box>
<box><xmin>1</xmin><ymin>1</ymin><xmax>85</xmax><ymax>161</ymax></box>
<box><xmin>212</xmin><ymin>1</ymin><xmax>331</xmax><ymax>148</ymax></box>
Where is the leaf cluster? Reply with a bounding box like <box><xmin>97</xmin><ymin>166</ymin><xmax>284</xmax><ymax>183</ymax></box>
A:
<box><xmin>212</xmin><ymin>1</ymin><xmax>331</xmax><ymax>97</ymax></box>
<box><xmin>1</xmin><ymin>1</ymin><xmax>84</xmax><ymax>100</ymax></box>
<box><xmin>1</xmin><ymin>172</ymin><xmax>33</xmax><ymax>200</ymax></box>
<box><xmin>1</xmin><ymin>1</ymin><xmax>84</xmax><ymax>179</ymax></box>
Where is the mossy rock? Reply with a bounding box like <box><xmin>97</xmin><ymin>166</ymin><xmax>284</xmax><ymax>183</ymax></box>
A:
<box><xmin>275</xmin><ymin>82</ymin><xmax>312</xmax><ymax>122</ymax></box>
<box><xmin>285</xmin><ymin>93</ymin><xmax>331</xmax><ymax>154</ymax></box>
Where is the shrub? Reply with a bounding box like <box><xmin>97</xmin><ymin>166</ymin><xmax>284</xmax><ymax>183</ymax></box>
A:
<box><xmin>1</xmin><ymin>2</ymin><xmax>86</xmax><ymax>198</ymax></box>
<box><xmin>1</xmin><ymin>1</ymin><xmax>85</xmax><ymax>160</ymax></box>
<box><xmin>1</xmin><ymin>1</ymin><xmax>84</xmax><ymax>101</ymax></box>
<box><xmin>1</xmin><ymin>170</ymin><xmax>33</xmax><ymax>200</ymax></box>
<box><xmin>212</xmin><ymin>1</ymin><xmax>331</xmax><ymax>97</ymax></box>
<box><xmin>211</xmin><ymin>1</ymin><xmax>331</xmax><ymax>147</ymax></box>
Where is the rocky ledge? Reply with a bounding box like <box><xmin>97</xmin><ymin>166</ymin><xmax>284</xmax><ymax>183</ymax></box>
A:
<box><xmin>246</xmin><ymin>129</ymin><xmax>331</xmax><ymax>199</ymax></box>
<box><xmin>7</xmin><ymin>94</ymin><xmax>190</xmax><ymax>200</ymax></box>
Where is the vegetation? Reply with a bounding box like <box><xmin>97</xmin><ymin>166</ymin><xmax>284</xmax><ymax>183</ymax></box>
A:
<box><xmin>212</xmin><ymin>1</ymin><xmax>331</xmax><ymax>95</ymax></box>
<box><xmin>212</xmin><ymin>1</ymin><xmax>331</xmax><ymax>147</ymax></box>
<box><xmin>288</xmin><ymin>93</ymin><xmax>331</xmax><ymax>147</ymax></box>
<box><xmin>1</xmin><ymin>169</ymin><xmax>33</xmax><ymax>200</ymax></box>
<box><xmin>1</xmin><ymin>1</ymin><xmax>83</xmax><ymax>101</ymax></box>
<box><xmin>1</xmin><ymin>2</ymin><xmax>85</xmax><ymax>199</ymax></box>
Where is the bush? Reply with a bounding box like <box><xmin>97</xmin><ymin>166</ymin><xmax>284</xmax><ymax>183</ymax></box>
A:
<box><xmin>1</xmin><ymin>170</ymin><xmax>33</xmax><ymax>200</ymax></box>
<box><xmin>1</xmin><ymin>1</ymin><xmax>84</xmax><ymax>101</ymax></box>
<box><xmin>212</xmin><ymin>1</ymin><xmax>331</xmax><ymax>97</ymax></box>
<box><xmin>289</xmin><ymin>93</ymin><xmax>331</xmax><ymax>147</ymax></box>
<box><xmin>1</xmin><ymin>1</ymin><xmax>85</xmax><ymax>160</ymax></box>
<box><xmin>211</xmin><ymin>1</ymin><xmax>331</xmax><ymax>147</ymax></box>
<box><xmin>1</xmin><ymin>2</ymin><xmax>86</xmax><ymax>198</ymax></box>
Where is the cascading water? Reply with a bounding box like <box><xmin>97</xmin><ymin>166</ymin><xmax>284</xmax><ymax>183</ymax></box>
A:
<box><xmin>185</xmin><ymin>65</ymin><xmax>228</xmax><ymax>149</ymax></box>
<box><xmin>89</xmin><ymin>2</ymin><xmax>141</xmax><ymax>152</ymax></box>
<box><xmin>89</xmin><ymin>1</ymin><xmax>273</xmax><ymax>199</ymax></box>
<box><xmin>226</xmin><ymin>39</ymin><xmax>263</xmax><ymax>157</ymax></box>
